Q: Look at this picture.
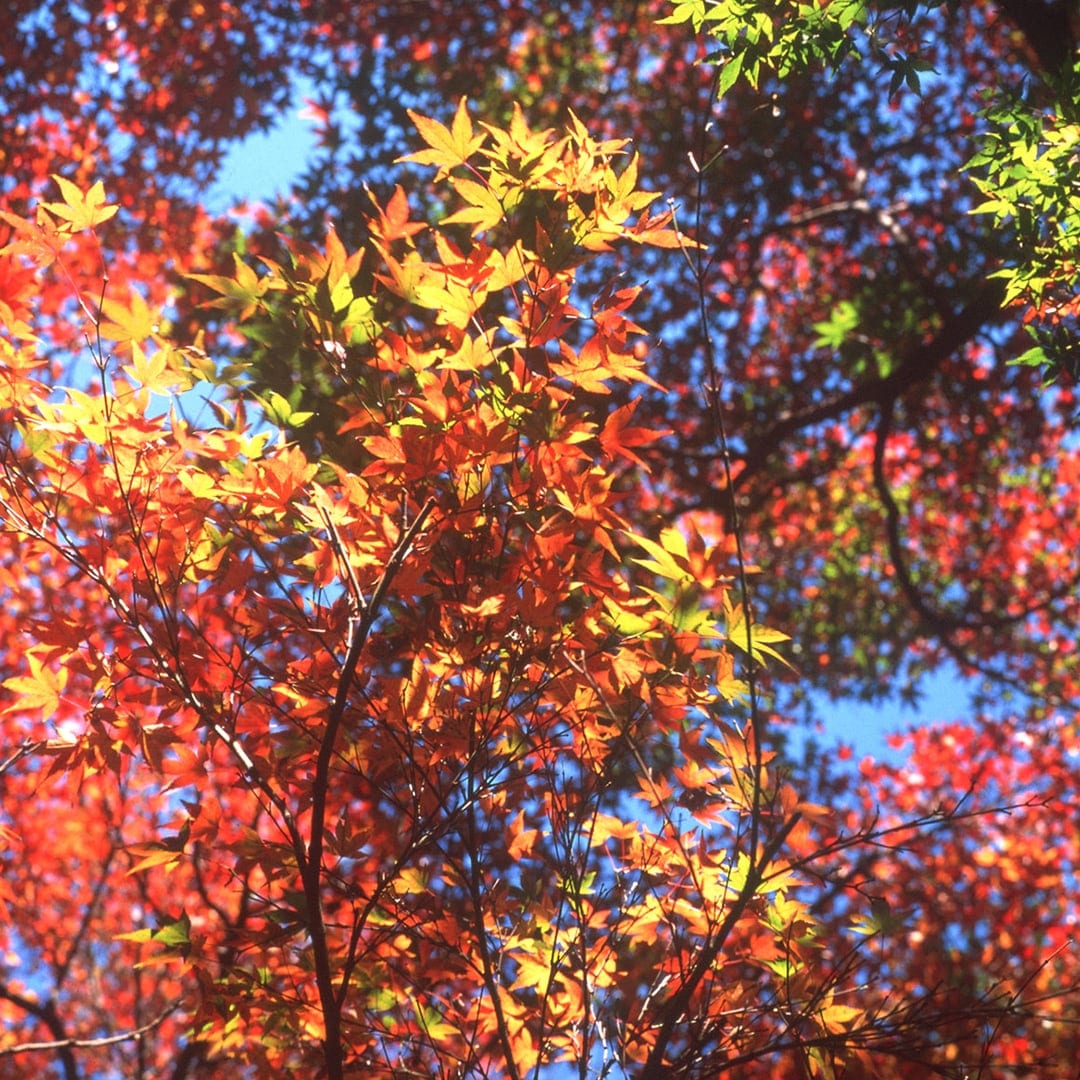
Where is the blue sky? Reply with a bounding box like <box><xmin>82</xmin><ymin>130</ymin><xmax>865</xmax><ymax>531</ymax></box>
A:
<box><xmin>208</xmin><ymin>108</ymin><xmax>318</xmax><ymax>214</ymax></box>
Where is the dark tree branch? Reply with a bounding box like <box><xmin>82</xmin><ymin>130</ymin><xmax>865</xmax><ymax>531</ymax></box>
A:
<box><xmin>733</xmin><ymin>277</ymin><xmax>1005</xmax><ymax>490</ymax></box>
<box><xmin>0</xmin><ymin>986</ymin><xmax>81</xmax><ymax>1080</ymax></box>
<box><xmin>870</xmin><ymin>400</ymin><xmax>1077</xmax><ymax>705</ymax></box>
<box><xmin>0</xmin><ymin>998</ymin><xmax>180</xmax><ymax>1070</ymax></box>
<box><xmin>304</xmin><ymin>497</ymin><xmax>435</xmax><ymax>1080</ymax></box>
<box><xmin>639</xmin><ymin>812</ymin><xmax>803</xmax><ymax>1080</ymax></box>
<box><xmin>994</xmin><ymin>0</ymin><xmax>1079</xmax><ymax>77</ymax></box>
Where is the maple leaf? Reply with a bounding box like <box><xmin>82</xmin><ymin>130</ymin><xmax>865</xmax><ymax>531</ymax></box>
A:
<box><xmin>98</xmin><ymin>290</ymin><xmax>160</xmax><ymax>347</ymax></box>
<box><xmin>40</xmin><ymin>175</ymin><xmax>119</xmax><ymax>231</ymax></box>
<box><xmin>369</xmin><ymin>185</ymin><xmax>426</xmax><ymax>244</ymax></box>
<box><xmin>187</xmin><ymin>253</ymin><xmax>271</xmax><ymax>320</ymax></box>
<box><xmin>724</xmin><ymin>591</ymin><xmax>795</xmax><ymax>670</ymax></box>
<box><xmin>443</xmin><ymin>176</ymin><xmax>506</xmax><ymax>235</ymax></box>
<box><xmin>2</xmin><ymin>649</ymin><xmax>68</xmax><ymax>720</ymax></box>
<box><xmin>628</xmin><ymin>525</ymin><xmax>694</xmax><ymax>584</ymax></box>
<box><xmin>399</xmin><ymin>96</ymin><xmax>485</xmax><ymax>180</ymax></box>
<box><xmin>0</xmin><ymin>208</ymin><xmax>69</xmax><ymax>268</ymax></box>
<box><xmin>599</xmin><ymin>401</ymin><xmax>668</xmax><ymax>467</ymax></box>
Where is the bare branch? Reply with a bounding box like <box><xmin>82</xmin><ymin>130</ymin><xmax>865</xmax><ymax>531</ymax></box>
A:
<box><xmin>0</xmin><ymin>1000</ymin><xmax>180</xmax><ymax>1060</ymax></box>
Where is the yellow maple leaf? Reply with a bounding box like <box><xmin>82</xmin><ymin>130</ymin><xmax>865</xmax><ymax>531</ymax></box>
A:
<box><xmin>399</xmin><ymin>97</ymin><xmax>484</xmax><ymax>180</ymax></box>
<box><xmin>41</xmin><ymin>175</ymin><xmax>119</xmax><ymax>231</ymax></box>
<box><xmin>99</xmin><ymin>291</ymin><xmax>159</xmax><ymax>347</ymax></box>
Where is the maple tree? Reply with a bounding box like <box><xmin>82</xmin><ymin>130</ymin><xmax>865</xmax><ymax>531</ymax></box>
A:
<box><xmin>4</xmin><ymin>2</ymin><xmax>1076</xmax><ymax>702</ymax></box>
<box><xmin>0</xmin><ymin>111</ymin><xmax>922</xmax><ymax>1078</ymax></box>
<box><xmin>158</xmin><ymin>0</ymin><xmax>1079</xmax><ymax>717</ymax></box>
<box><xmin>1</xmin><ymin>1</ymin><xmax>1079</xmax><ymax>1078</ymax></box>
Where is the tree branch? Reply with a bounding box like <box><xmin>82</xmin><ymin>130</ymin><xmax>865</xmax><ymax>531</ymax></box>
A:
<box><xmin>870</xmin><ymin>401</ymin><xmax>1077</xmax><ymax>704</ymax></box>
<box><xmin>639</xmin><ymin>812</ymin><xmax>803</xmax><ymax>1080</ymax></box>
<box><xmin>0</xmin><ymin>986</ymin><xmax>80</xmax><ymax>1080</ymax></box>
<box><xmin>734</xmin><ymin>277</ymin><xmax>1006</xmax><ymax>490</ymax></box>
<box><xmin>303</xmin><ymin>496</ymin><xmax>435</xmax><ymax>1080</ymax></box>
<box><xmin>0</xmin><ymin>998</ymin><xmax>179</xmax><ymax>1064</ymax></box>
<box><xmin>994</xmin><ymin>0</ymin><xmax>1079</xmax><ymax>76</ymax></box>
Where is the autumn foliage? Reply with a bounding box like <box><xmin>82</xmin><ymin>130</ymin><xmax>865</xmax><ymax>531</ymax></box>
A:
<box><xmin>2</xmin><ymin>2</ymin><xmax>1079</xmax><ymax>1078</ymax></box>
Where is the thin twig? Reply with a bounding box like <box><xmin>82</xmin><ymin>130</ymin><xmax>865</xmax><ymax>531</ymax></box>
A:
<box><xmin>0</xmin><ymin>1003</ymin><xmax>181</xmax><ymax>1058</ymax></box>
